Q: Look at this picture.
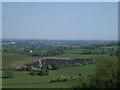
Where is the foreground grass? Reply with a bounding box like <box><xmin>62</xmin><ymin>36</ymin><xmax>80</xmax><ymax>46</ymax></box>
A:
<box><xmin>3</xmin><ymin>82</ymin><xmax>71</xmax><ymax>88</ymax></box>
<box><xmin>2</xmin><ymin>64</ymin><xmax>95</xmax><ymax>88</ymax></box>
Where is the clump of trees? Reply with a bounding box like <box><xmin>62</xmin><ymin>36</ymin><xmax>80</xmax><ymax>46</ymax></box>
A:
<box><xmin>46</xmin><ymin>47</ymin><xmax>64</xmax><ymax>56</ymax></box>
<box><xmin>16</xmin><ymin>62</ymin><xmax>60</xmax><ymax>76</ymax></box>
<box><xmin>30</xmin><ymin>69</ymin><xmax>48</xmax><ymax>76</ymax></box>
<box><xmin>17</xmin><ymin>66</ymin><xmax>32</xmax><ymax>71</ymax></box>
<box><xmin>30</xmin><ymin>62</ymin><xmax>60</xmax><ymax>75</ymax></box>
<box><xmin>71</xmin><ymin>57</ymin><xmax>119</xmax><ymax>88</ymax></box>
<box><xmin>51</xmin><ymin>62</ymin><xmax>60</xmax><ymax>70</ymax></box>
<box><xmin>89</xmin><ymin>57</ymin><xmax>118</xmax><ymax>88</ymax></box>
<box><xmin>16</xmin><ymin>66</ymin><xmax>48</xmax><ymax>76</ymax></box>
<box><xmin>31</xmin><ymin>47</ymin><xmax>64</xmax><ymax>57</ymax></box>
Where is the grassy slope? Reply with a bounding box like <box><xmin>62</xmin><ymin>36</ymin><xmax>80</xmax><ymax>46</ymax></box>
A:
<box><xmin>2</xmin><ymin>53</ymin><xmax>40</xmax><ymax>67</ymax></box>
<box><xmin>52</xmin><ymin>54</ymin><xmax>109</xmax><ymax>59</ymax></box>
<box><xmin>2</xmin><ymin>64</ymin><xmax>95</xmax><ymax>88</ymax></box>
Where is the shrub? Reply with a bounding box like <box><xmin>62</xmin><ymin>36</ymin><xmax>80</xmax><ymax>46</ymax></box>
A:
<box><xmin>51</xmin><ymin>62</ymin><xmax>59</xmax><ymax>70</ymax></box>
<box><xmin>50</xmin><ymin>78</ymin><xmax>57</xmax><ymax>83</ymax></box>
<box><xmin>30</xmin><ymin>69</ymin><xmax>49</xmax><ymax>76</ymax></box>
<box><xmin>47</xmin><ymin>65</ymin><xmax>52</xmax><ymax>70</ymax></box>
<box><xmin>26</xmin><ymin>66</ymin><xmax>32</xmax><ymax>71</ymax></box>
<box><xmin>20</xmin><ymin>67</ymin><xmax>27</xmax><ymax>71</ymax></box>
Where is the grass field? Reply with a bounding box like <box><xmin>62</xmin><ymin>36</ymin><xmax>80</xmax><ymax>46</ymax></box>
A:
<box><xmin>49</xmin><ymin>54</ymin><xmax>110</xmax><ymax>60</ymax></box>
<box><xmin>3</xmin><ymin>82</ymin><xmax>71</xmax><ymax>88</ymax></box>
<box><xmin>2</xmin><ymin>53</ymin><xmax>40</xmax><ymax>67</ymax></box>
<box><xmin>2</xmin><ymin>52</ymin><xmax>108</xmax><ymax>67</ymax></box>
<box><xmin>2</xmin><ymin>64</ymin><xmax>95</xmax><ymax>88</ymax></box>
<box><xmin>2</xmin><ymin>45</ymin><xmax>114</xmax><ymax>88</ymax></box>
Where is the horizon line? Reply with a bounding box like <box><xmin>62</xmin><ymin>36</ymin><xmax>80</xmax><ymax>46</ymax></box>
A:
<box><xmin>1</xmin><ymin>38</ymin><xmax>118</xmax><ymax>41</ymax></box>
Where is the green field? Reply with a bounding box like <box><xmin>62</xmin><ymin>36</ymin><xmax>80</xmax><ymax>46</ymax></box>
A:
<box><xmin>2</xmin><ymin>52</ymin><xmax>109</xmax><ymax>67</ymax></box>
<box><xmin>50</xmin><ymin>54</ymin><xmax>109</xmax><ymax>59</ymax></box>
<box><xmin>2</xmin><ymin>64</ymin><xmax>95</xmax><ymax>88</ymax></box>
<box><xmin>1</xmin><ymin>52</ymin><xmax>107</xmax><ymax>88</ymax></box>
<box><xmin>2</xmin><ymin>45</ymin><xmax>116</xmax><ymax>88</ymax></box>
<box><xmin>2</xmin><ymin>53</ymin><xmax>40</xmax><ymax>67</ymax></box>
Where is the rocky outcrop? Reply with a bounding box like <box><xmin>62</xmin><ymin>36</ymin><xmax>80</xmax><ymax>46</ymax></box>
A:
<box><xmin>26</xmin><ymin>58</ymin><xmax>94</xmax><ymax>67</ymax></box>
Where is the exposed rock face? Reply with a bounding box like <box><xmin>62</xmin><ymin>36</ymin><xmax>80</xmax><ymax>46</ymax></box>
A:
<box><xmin>26</xmin><ymin>58</ymin><xmax>93</xmax><ymax>67</ymax></box>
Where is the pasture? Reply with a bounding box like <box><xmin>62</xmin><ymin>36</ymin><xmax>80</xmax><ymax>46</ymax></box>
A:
<box><xmin>2</xmin><ymin>64</ymin><xmax>95</xmax><ymax>88</ymax></box>
<box><xmin>2</xmin><ymin>43</ymin><xmax>118</xmax><ymax>88</ymax></box>
<box><xmin>2</xmin><ymin>53</ymin><xmax>40</xmax><ymax>67</ymax></box>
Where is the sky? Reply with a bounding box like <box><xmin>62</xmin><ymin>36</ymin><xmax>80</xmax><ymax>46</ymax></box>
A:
<box><xmin>2</xmin><ymin>2</ymin><xmax>118</xmax><ymax>40</ymax></box>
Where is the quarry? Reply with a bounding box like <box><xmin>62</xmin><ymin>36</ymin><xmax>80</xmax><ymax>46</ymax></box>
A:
<box><xmin>26</xmin><ymin>57</ymin><xmax>94</xmax><ymax>67</ymax></box>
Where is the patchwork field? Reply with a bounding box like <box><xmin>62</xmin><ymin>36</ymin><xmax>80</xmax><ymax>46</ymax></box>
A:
<box><xmin>2</xmin><ymin>43</ymin><xmax>118</xmax><ymax>88</ymax></box>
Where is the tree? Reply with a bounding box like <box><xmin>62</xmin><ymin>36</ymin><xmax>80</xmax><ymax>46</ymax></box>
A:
<box><xmin>47</xmin><ymin>65</ymin><xmax>52</xmax><ymax>70</ymax></box>
<box><xmin>51</xmin><ymin>62</ymin><xmax>59</xmax><ymax>70</ymax></box>
<box><xmin>26</xmin><ymin>66</ymin><xmax>32</xmax><ymax>71</ymax></box>
<box><xmin>71</xmin><ymin>57</ymin><xmax>119</xmax><ymax>88</ymax></box>
<box><xmin>30</xmin><ymin>69</ymin><xmax>48</xmax><ymax>76</ymax></box>
<box><xmin>20</xmin><ymin>66</ymin><xmax>27</xmax><ymax>71</ymax></box>
<box><xmin>38</xmin><ymin>69</ymin><xmax>48</xmax><ymax>76</ymax></box>
<box><xmin>90</xmin><ymin>57</ymin><xmax>118</xmax><ymax>88</ymax></box>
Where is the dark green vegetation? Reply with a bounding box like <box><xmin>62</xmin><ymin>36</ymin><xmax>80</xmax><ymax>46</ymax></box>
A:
<box><xmin>2</xmin><ymin>39</ymin><xmax>119</xmax><ymax>88</ymax></box>
<box><xmin>71</xmin><ymin>57</ymin><xmax>119</xmax><ymax>88</ymax></box>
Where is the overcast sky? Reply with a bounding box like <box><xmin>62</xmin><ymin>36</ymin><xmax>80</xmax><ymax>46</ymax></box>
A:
<box><xmin>2</xmin><ymin>2</ymin><xmax>118</xmax><ymax>40</ymax></box>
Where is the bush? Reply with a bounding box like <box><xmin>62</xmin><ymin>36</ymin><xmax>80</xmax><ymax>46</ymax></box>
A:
<box><xmin>31</xmin><ymin>70</ymin><xmax>38</xmax><ymax>75</ymax></box>
<box><xmin>50</xmin><ymin>78</ymin><xmax>57</xmax><ymax>83</ymax></box>
<box><xmin>21</xmin><ymin>67</ymin><xmax>27</xmax><ymax>71</ymax></box>
<box><xmin>30</xmin><ymin>69</ymin><xmax>49</xmax><ymax>76</ymax></box>
<box><xmin>89</xmin><ymin>57</ymin><xmax>118</xmax><ymax>88</ymax></box>
<box><xmin>50</xmin><ymin>75</ymin><xmax>72</xmax><ymax>83</ymax></box>
<box><xmin>26</xmin><ymin>66</ymin><xmax>32</xmax><ymax>71</ymax></box>
<box><xmin>38</xmin><ymin>69</ymin><xmax>48</xmax><ymax>76</ymax></box>
<box><xmin>51</xmin><ymin>62</ymin><xmax>59</xmax><ymax>70</ymax></box>
<box><xmin>71</xmin><ymin>57</ymin><xmax>119</xmax><ymax>88</ymax></box>
<box><xmin>46</xmin><ymin>65</ymin><xmax>52</xmax><ymax>70</ymax></box>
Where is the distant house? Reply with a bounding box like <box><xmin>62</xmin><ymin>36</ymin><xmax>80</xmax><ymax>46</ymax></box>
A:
<box><xmin>30</xmin><ymin>50</ymin><xmax>33</xmax><ymax>53</ymax></box>
<box><xmin>11</xmin><ymin>42</ymin><xmax>16</xmax><ymax>45</ymax></box>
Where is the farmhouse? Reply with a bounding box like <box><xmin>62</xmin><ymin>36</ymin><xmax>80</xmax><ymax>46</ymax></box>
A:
<box><xmin>26</xmin><ymin>57</ymin><xmax>94</xmax><ymax>67</ymax></box>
